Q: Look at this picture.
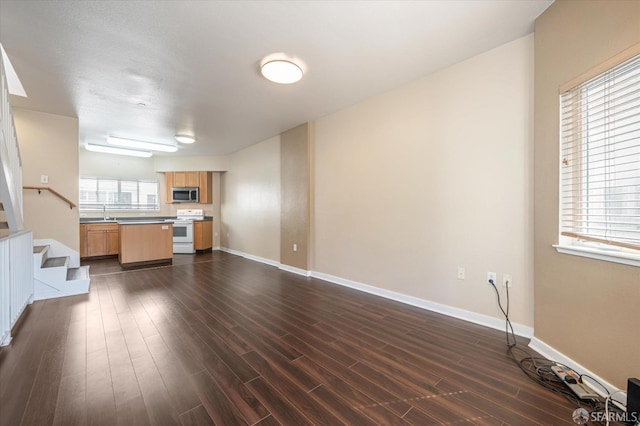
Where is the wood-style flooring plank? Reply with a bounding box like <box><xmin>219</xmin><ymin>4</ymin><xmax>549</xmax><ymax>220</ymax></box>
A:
<box><xmin>0</xmin><ymin>252</ymin><xmax>587</xmax><ymax>426</ymax></box>
<box><xmin>178</xmin><ymin>405</ymin><xmax>215</xmax><ymax>426</ymax></box>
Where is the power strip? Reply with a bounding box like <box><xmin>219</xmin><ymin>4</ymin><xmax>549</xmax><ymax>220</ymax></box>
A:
<box><xmin>551</xmin><ymin>365</ymin><xmax>600</xmax><ymax>400</ymax></box>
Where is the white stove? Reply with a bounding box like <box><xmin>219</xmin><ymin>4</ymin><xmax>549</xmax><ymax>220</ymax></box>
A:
<box><xmin>168</xmin><ymin>209</ymin><xmax>204</xmax><ymax>254</ymax></box>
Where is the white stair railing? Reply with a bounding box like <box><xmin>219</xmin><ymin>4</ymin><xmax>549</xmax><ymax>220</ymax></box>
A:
<box><xmin>0</xmin><ymin>45</ymin><xmax>31</xmax><ymax>346</ymax></box>
<box><xmin>0</xmin><ymin>47</ymin><xmax>24</xmax><ymax>232</ymax></box>
<box><xmin>0</xmin><ymin>230</ymin><xmax>33</xmax><ymax>346</ymax></box>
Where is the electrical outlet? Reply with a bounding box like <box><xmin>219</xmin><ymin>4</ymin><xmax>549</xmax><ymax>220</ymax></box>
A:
<box><xmin>457</xmin><ymin>267</ymin><xmax>465</xmax><ymax>280</ymax></box>
<box><xmin>503</xmin><ymin>274</ymin><xmax>513</xmax><ymax>288</ymax></box>
<box><xmin>293</xmin><ymin>243</ymin><xmax>298</xmax><ymax>252</ymax></box>
<box><xmin>487</xmin><ymin>272</ymin><xmax>497</xmax><ymax>285</ymax></box>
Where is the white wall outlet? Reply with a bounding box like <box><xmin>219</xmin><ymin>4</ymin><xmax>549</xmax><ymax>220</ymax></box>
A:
<box><xmin>40</xmin><ymin>175</ymin><xmax>49</xmax><ymax>184</ymax></box>
<box><xmin>487</xmin><ymin>272</ymin><xmax>497</xmax><ymax>285</ymax></box>
<box><xmin>503</xmin><ymin>274</ymin><xmax>513</xmax><ymax>288</ymax></box>
<box><xmin>293</xmin><ymin>243</ymin><xmax>298</xmax><ymax>252</ymax></box>
<box><xmin>457</xmin><ymin>267</ymin><xmax>465</xmax><ymax>280</ymax></box>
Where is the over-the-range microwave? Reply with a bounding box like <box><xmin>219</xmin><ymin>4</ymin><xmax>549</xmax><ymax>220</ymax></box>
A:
<box><xmin>171</xmin><ymin>187</ymin><xmax>199</xmax><ymax>203</ymax></box>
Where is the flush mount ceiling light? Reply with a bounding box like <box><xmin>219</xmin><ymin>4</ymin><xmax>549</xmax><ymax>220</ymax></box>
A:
<box><xmin>175</xmin><ymin>134</ymin><xmax>196</xmax><ymax>144</ymax></box>
<box><xmin>86</xmin><ymin>143</ymin><xmax>152</xmax><ymax>158</ymax></box>
<box><xmin>107</xmin><ymin>136</ymin><xmax>178</xmax><ymax>153</ymax></box>
<box><xmin>260</xmin><ymin>54</ymin><xmax>305</xmax><ymax>84</ymax></box>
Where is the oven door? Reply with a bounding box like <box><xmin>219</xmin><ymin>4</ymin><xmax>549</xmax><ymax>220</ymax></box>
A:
<box><xmin>172</xmin><ymin>221</ymin><xmax>193</xmax><ymax>243</ymax></box>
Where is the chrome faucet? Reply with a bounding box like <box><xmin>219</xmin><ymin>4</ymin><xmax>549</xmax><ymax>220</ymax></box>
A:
<box><xmin>103</xmin><ymin>204</ymin><xmax>108</xmax><ymax>220</ymax></box>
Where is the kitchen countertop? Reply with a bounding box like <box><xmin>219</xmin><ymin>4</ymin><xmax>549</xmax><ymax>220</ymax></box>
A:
<box><xmin>117</xmin><ymin>220</ymin><xmax>171</xmax><ymax>225</ymax></box>
<box><xmin>80</xmin><ymin>216</ymin><xmax>213</xmax><ymax>224</ymax></box>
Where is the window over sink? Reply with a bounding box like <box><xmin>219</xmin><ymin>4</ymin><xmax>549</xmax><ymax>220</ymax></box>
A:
<box><xmin>79</xmin><ymin>177</ymin><xmax>160</xmax><ymax>212</ymax></box>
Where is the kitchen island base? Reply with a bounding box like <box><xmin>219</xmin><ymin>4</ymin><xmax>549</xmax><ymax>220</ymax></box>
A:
<box><xmin>118</xmin><ymin>222</ymin><xmax>173</xmax><ymax>268</ymax></box>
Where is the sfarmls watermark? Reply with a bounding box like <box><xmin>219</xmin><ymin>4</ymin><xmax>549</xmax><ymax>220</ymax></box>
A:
<box><xmin>572</xmin><ymin>407</ymin><xmax>639</xmax><ymax>424</ymax></box>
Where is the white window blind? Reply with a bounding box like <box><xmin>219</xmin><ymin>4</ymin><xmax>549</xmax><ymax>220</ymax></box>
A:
<box><xmin>560</xmin><ymin>53</ymin><xmax>640</xmax><ymax>251</ymax></box>
<box><xmin>79</xmin><ymin>177</ymin><xmax>159</xmax><ymax>211</ymax></box>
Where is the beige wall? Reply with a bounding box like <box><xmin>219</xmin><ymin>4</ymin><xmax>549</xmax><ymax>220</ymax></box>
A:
<box><xmin>221</xmin><ymin>136</ymin><xmax>281</xmax><ymax>262</ymax></box>
<box><xmin>314</xmin><ymin>35</ymin><xmax>535</xmax><ymax>327</ymax></box>
<box><xmin>14</xmin><ymin>108</ymin><xmax>80</xmax><ymax>250</ymax></box>
<box><xmin>281</xmin><ymin>123</ymin><xmax>311</xmax><ymax>270</ymax></box>
<box><xmin>80</xmin><ymin>149</ymin><xmax>158</xmax><ymax>181</ymax></box>
<box><xmin>153</xmin><ymin>155</ymin><xmax>229</xmax><ymax>172</ymax></box>
<box><xmin>534</xmin><ymin>1</ymin><xmax>640</xmax><ymax>389</ymax></box>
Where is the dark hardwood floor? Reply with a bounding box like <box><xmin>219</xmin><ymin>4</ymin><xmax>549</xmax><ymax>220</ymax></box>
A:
<box><xmin>1</xmin><ymin>251</ymin><xmax>582</xmax><ymax>425</ymax></box>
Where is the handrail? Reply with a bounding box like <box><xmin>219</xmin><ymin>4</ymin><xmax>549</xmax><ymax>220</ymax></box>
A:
<box><xmin>23</xmin><ymin>186</ymin><xmax>76</xmax><ymax>209</ymax></box>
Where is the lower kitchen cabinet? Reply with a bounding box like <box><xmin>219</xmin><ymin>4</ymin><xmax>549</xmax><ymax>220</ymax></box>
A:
<box><xmin>81</xmin><ymin>223</ymin><xmax>119</xmax><ymax>258</ymax></box>
<box><xmin>194</xmin><ymin>220</ymin><xmax>213</xmax><ymax>251</ymax></box>
<box><xmin>79</xmin><ymin>224</ymin><xmax>87</xmax><ymax>258</ymax></box>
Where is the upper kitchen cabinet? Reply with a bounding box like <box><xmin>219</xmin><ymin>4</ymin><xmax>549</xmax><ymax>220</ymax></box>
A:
<box><xmin>164</xmin><ymin>171</ymin><xmax>212</xmax><ymax>204</ymax></box>
<box><xmin>199</xmin><ymin>172</ymin><xmax>212</xmax><ymax>204</ymax></box>
<box><xmin>173</xmin><ymin>171</ymin><xmax>200</xmax><ymax>188</ymax></box>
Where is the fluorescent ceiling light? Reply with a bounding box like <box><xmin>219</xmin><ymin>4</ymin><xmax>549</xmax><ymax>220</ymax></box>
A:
<box><xmin>107</xmin><ymin>136</ymin><xmax>178</xmax><ymax>152</ymax></box>
<box><xmin>260</xmin><ymin>56</ymin><xmax>304</xmax><ymax>84</ymax></box>
<box><xmin>86</xmin><ymin>143</ymin><xmax>152</xmax><ymax>158</ymax></box>
<box><xmin>0</xmin><ymin>43</ymin><xmax>27</xmax><ymax>97</ymax></box>
<box><xmin>175</xmin><ymin>134</ymin><xmax>196</xmax><ymax>144</ymax></box>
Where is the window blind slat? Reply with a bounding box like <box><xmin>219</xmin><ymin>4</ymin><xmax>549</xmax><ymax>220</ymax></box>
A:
<box><xmin>560</xmin><ymin>53</ymin><xmax>640</xmax><ymax>251</ymax></box>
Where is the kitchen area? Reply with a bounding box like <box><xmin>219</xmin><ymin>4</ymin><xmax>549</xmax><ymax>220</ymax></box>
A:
<box><xmin>79</xmin><ymin>168</ymin><xmax>218</xmax><ymax>270</ymax></box>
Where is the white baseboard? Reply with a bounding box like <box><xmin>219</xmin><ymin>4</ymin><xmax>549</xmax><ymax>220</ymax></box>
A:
<box><xmin>219</xmin><ymin>247</ymin><xmax>280</xmax><ymax>268</ymax></box>
<box><xmin>310</xmin><ymin>270</ymin><xmax>533</xmax><ymax>338</ymax></box>
<box><xmin>219</xmin><ymin>250</ymin><xmax>627</xmax><ymax>402</ymax></box>
<box><xmin>529</xmin><ymin>337</ymin><xmax>626</xmax><ymax>406</ymax></box>
<box><xmin>279</xmin><ymin>264</ymin><xmax>311</xmax><ymax>277</ymax></box>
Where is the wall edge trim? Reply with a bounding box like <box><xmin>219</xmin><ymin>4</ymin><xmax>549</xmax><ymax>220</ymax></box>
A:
<box><xmin>309</xmin><ymin>270</ymin><xmax>534</xmax><ymax>338</ymax></box>
<box><xmin>219</xmin><ymin>247</ymin><xmax>279</xmax><ymax>267</ymax></box>
<box><xmin>279</xmin><ymin>264</ymin><xmax>311</xmax><ymax>277</ymax></box>
<box><xmin>529</xmin><ymin>337</ymin><xmax>626</xmax><ymax>405</ymax></box>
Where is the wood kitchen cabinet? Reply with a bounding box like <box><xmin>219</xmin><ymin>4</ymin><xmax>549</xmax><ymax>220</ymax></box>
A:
<box><xmin>198</xmin><ymin>172</ymin><xmax>213</xmax><ymax>204</ymax></box>
<box><xmin>194</xmin><ymin>220</ymin><xmax>213</xmax><ymax>251</ymax></box>
<box><xmin>82</xmin><ymin>223</ymin><xmax>119</xmax><ymax>258</ymax></box>
<box><xmin>164</xmin><ymin>171</ymin><xmax>213</xmax><ymax>204</ymax></box>
<box><xmin>171</xmin><ymin>171</ymin><xmax>199</xmax><ymax>188</ymax></box>
<box><xmin>119</xmin><ymin>222</ymin><xmax>173</xmax><ymax>267</ymax></box>
<box><xmin>79</xmin><ymin>224</ymin><xmax>87</xmax><ymax>258</ymax></box>
<box><xmin>165</xmin><ymin>171</ymin><xmax>174</xmax><ymax>203</ymax></box>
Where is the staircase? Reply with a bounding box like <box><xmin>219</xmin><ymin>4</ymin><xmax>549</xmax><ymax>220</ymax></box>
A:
<box><xmin>0</xmin><ymin>202</ymin><xmax>8</xmax><ymax>238</ymax></box>
<box><xmin>33</xmin><ymin>243</ymin><xmax>90</xmax><ymax>300</ymax></box>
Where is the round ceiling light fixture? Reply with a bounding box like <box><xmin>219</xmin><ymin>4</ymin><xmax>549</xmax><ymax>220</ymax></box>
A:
<box><xmin>175</xmin><ymin>134</ymin><xmax>196</xmax><ymax>144</ymax></box>
<box><xmin>260</xmin><ymin>54</ymin><xmax>305</xmax><ymax>84</ymax></box>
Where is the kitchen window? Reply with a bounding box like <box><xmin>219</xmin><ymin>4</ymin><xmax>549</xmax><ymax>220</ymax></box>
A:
<box><xmin>79</xmin><ymin>177</ymin><xmax>159</xmax><ymax>212</ymax></box>
<box><xmin>556</xmin><ymin>49</ymin><xmax>640</xmax><ymax>267</ymax></box>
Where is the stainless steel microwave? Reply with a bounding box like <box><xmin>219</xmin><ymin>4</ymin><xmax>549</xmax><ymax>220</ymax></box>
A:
<box><xmin>171</xmin><ymin>187</ymin><xmax>199</xmax><ymax>203</ymax></box>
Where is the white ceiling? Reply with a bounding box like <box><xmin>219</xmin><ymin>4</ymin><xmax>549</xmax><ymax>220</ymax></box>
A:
<box><xmin>0</xmin><ymin>0</ymin><xmax>552</xmax><ymax>157</ymax></box>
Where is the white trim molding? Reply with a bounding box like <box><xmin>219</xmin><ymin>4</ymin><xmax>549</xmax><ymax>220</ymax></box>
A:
<box><xmin>310</xmin><ymin>270</ymin><xmax>534</xmax><ymax>338</ymax></box>
<box><xmin>554</xmin><ymin>244</ymin><xmax>640</xmax><ymax>268</ymax></box>
<box><xmin>219</xmin><ymin>247</ymin><xmax>280</xmax><ymax>268</ymax></box>
<box><xmin>529</xmin><ymin>337</ymin><xmax>626</xmax><ymax>407</ymax></box>
<box><xmin>279</xmin><ymin>264</ymin><xmax>311</xmax><ymax>277</ymax></box>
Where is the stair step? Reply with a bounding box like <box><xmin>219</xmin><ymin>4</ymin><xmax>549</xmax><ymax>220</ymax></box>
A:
<box><xmin>43</xmin><ymin>256</ymin><xmax>68</xmax><ymax>268</ymax></box>
<box><xmin>66</xmin><ymin>266</ymin><xmax>89</xmax><ymax>281</ymax></box>
<box><xmin>33</xmin><ymin>245</ymin><xmax>48</xmax><ymax>254</ymax></box>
